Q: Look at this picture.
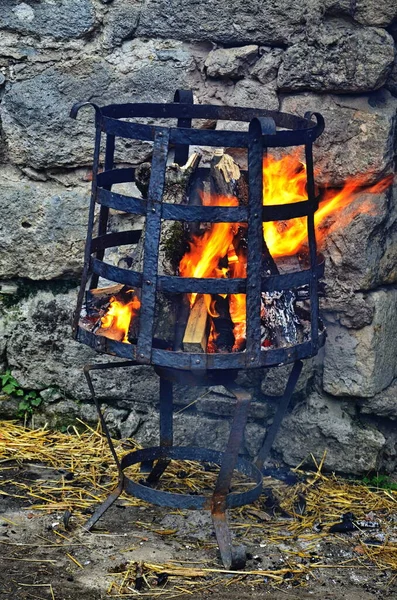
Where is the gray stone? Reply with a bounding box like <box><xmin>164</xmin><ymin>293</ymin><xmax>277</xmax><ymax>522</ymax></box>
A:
<box><xmin>323</xmin><ymin>288</ymin><xmax>397</xmax><ymax>397</ymax></box>
<box><xmin>137</xmin><ymin>0</ymin><xmax>313</xmax><ymax>46</ymax></box>
<box><xmin>225</xmin><ymin>78</ymin><xmax>279</xmax><ymax>111</ymax></box>
<box><xmin>359</xmin><ymin>379</ymin><xmax>397</xmax><ymax>420</ymax></box>
<box><xmin>119</xmin><ymin>410</ymin><xmax>141</xmax><ymax>438</ymax></box>
<box><xmin>197</xmin><ymin>394</ymin><xmax>272</xmax><ymax>421</ymax></box>
<box><xmin>278</xmin><ymin>24</ymin><xmax>394</xmax><ymax>93</ymax></box>
<box><xmin>0</xmin><ymin>313</ymin><xmax>7</xmax><ymax>372</ymax></box>
<box><xmin>281</xmin><ymin>90</ymin><xmax>397</xmax><ymax>187</ymax></box>
<box><xmin>323</xmin><ymin>1</ymin><xmax>397</xmax><ymax>28</ymax></box>
<box><xmin>250</xmin><ymin>48</ymin><xmax>283</xmax><ymax>84</ymax></box>
<box><xmin>352</xmin><ymin>0</ymin><xmax>397</xmax><ymax>26</ymax></box>
<box><xmin>135</xmin><ymin>410</ymin><xmax>231</xmax><ymax>451</ymax></box>
<box><xmin>244</xmin><ymin>422</ymin><xmax>267</xmax><ymax>458</ymax></box>
<box><xmin>261</xmin><ymin>359</ymin><xmax>317</xmax><ymax>396</ymax></box>
<box><xmin>1</xmin><ymin>42</ymin><xmax>197</xmax><ymax>169</ymax></box>
<box><xmin>0</xmin><ymin>0</ymin><xmax>96</xmax><ymax>40</ymax></box>
<box><xmin>273</xmin><ymin>391</ymin><xmax>385</xmax><ymax>474</ymax></box>
<box><xmin>321</xmin><ymin>186</ymin><xmax>397</xmax><ymax>296</ymax></box>
<box><xmin>386</xmin><ymin>55</ymin><xmax>397</xmax><ymax>98</ymax></box>
<box><xmin>102</xmin><ymin>0</ymin><xmax>141</xmax><ymax>49</ymax></box>
<box><xmin>0</xmin><ymin>176</ymin><xmax>90</xmax><ymax>280</ymax></box>
<box><xmin>4</xmin><ymin>288</ymin><xmax>159</xmax><ymax>402</ymax></box>
<box><xmin>205</xmin><ymin>45</ymin><xmax>258</xmax><ymax>79</ymax></box>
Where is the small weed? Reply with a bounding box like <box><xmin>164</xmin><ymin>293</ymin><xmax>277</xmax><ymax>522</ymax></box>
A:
<box><xmin>0</xmin><ymin>370</ymin><xmax>43</xmax><ymax>417</ymax></box>
<box><xmin>362</xmin><ymin>474</ymin><xmax>397</xmax><ymax>491</ymax></box>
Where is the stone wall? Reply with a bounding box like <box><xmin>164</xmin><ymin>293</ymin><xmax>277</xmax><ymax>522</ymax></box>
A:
<box><xmin>0</xmin><ymin>0</ymin><xmax>396</xmax><ymax>475</ymax></box>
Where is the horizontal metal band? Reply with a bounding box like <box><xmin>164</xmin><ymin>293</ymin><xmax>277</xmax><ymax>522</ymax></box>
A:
<box><xmin>76</xmin><ymin>324</ymin><xmax>326</xmax><ymax>370</ymax></box>
<box><xmin>90</xmin><ymin>257</ymin><xmax>142</xmax><ymax>287</ymax></box>
<box><xmin>88</xmin><ymin>254</ymin><xmax>324</xmax><ymax>294</ymax></box>
<box><xmin>98</xmin><ymin>187</ymin><xmax>318</xmax><ymax>223</ymax></box>
<box><xmin>102</xmin><ymin>117</ymin><xmax>319</xmax><ymax>148</ymax></box>
<box><xmin>100</xmin><ymin>102</ymin><xmax>320</xmax><ymax>136</ymax></box>
<box><xmin>97</xmin><ymin>167</ymin><xmax>135</xmax><ymax>187</ymax></box>
<box><xmin>120</xmin><ymin>446</ymin><xmax>263</xmax><ymax>510</ymax></box>
<box><xmin>262</xmin><ymin>198</ymin><xmax>318</xmax><ymax>221</ymax></box>
<box><xmin>97</xmin><ymin>187</ymin><xmax>146</xmax><ymax>214</ymax></box>
<box><xmin>91</xmin><ymin>230</ymin><xmax>142</xmax><ymax>252</ymax></box>
<box><xmin>162</xmin><ymin>204</ymin><xmax>248</xmax><ymax>222</ymax></box>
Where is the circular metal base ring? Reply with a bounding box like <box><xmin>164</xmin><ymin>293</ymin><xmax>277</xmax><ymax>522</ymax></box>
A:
<box><xmin>120</xmin><ymin>446</ymin><xmax>263</xmax><ymax>511</ymax></box>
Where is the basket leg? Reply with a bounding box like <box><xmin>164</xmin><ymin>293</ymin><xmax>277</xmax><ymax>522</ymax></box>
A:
<box><xmin>82</xmin><ymin>361</ymin><xmax>136</xmax><ymax>531</ymax></box>
<box><xmin>145</xmin><ymin>377</ymin><xmax>173</xmax><ymax>484</ymax></box>
<box><xmin>255</xmin><ymin>360</ymin><xmax>303</xmax><ymax>470</ymax></box>
<box><xmin>211</xmin><ymin>383</ymin><xmax>252</xmax><ymax>570</ymax></box>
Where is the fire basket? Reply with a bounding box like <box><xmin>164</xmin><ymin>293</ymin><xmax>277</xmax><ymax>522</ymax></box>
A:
<box><xmin>70</xmin><ymin>90</ymin><xmax>326</xmax><ymax>569</ymax></box>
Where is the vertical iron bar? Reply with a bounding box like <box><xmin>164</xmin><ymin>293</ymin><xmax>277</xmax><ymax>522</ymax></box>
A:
<box><xmin>136</xmin><ymin>128</ymin><xmax>170</xmax><ymax>363</ymax></box>
<box><xmin>173</xmin><ymin>89</ymin><xmax>193</xmax><ymax>166</ymax></box>
<box><xmin>145</xmin><ymin>377</ymin><xmax>173</xmax><ymax>484</ymax></box>
<box><xmin>246</xmin><ymin>118</ymin><xmax>276</xmax><ymax>366</ymax></box>
<box><xmin>255</xmin><ymin>360</ymin><xmax>303</xmax><ymax>469</ymax></box>
<box><xmin>91</xmin><ymin>133</ymin><xmax>115</xmax><ymax>289</ymax></box>
<box><xmin>72</xmin><ymin>112</ymin><xmax>102</xmax><ymax>334</ymax></box>
<box><xmin>304</xmin><ymin>141</ymin><xmax>319</xmax><ymax>351</ymax></box>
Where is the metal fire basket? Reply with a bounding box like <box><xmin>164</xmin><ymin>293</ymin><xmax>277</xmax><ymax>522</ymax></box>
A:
<box><xmin>70</xmin><ymin>90</ymin><xmax>326</xmax><ymax>569</ymax></box>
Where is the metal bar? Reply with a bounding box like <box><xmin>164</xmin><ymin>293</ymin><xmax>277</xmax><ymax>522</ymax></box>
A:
<box><xmin>99</xmin><ymin>102</ymin><xmax>322</xmax><ymax>137</ymax></box>
<box><xmin>136</xmin><ymin>128</ymin><xmax>170</xmax><ymax>363</ymax></box>
<box><xmin>72</xmin><ymin>106</ymin><xmax>102</xmax><ymax>335</ymax></box>
<box><xmin>101</xmin><ymin>117</ymin><xmax>319</xmax><ymax>148</ymax></box>
<box><xmin>304</xmin><ymin>138</ymin><xmax>319</xmax><ymax>352</ymax></box>
<box><xmin>146</xmin><ymin>377</ymin><xmax>173</xmax><ymax>484</ymax></box>
<box><xmin>246</xmin><ymin>118</ymin><xmax>276</xmax><ymax>365</ymax></box>
<box><xmin>173</xmin><ymin>89</ymin><xmax>193</xmax><ymax>166</ymax></box>
<box><xmin>211</xmin><ymin>383</ymin><xmax>252</xmax><ymax>570</ymax></box>
<box><xmin>91</xmin><ymin>134</ymin><xmax>115</xmax><ymax>288</ymax></box>
<box><xmin>255</xmin><ymin>360</ymin><xmax>303</xmax><ymax>469</ymax></box>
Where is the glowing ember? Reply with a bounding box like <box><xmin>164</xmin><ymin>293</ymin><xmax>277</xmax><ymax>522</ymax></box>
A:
<box><xmin>97</xmin><ymin>291</ymin><xmax>140</xmax><ymax>343</ymax></box>
<box><xmin>179</xmin><ymin>152</ymin><xmax>392</xmax><ymax>352</ymax></box>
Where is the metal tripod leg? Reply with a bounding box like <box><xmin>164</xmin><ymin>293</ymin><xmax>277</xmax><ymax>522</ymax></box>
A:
<box><xmin>82</xmin><ymin>361</ymin><xmax>136</xmax><ymax>531</ymax></box>
<box><xmin>145</xmin><ymin>377</ymin><xmax>173</xmax><ymax>484</ymax></box>
<box><xmin>211</xmin><ymin>383</ymin><xmax>252</xmax><ymax>570</ymax></box>
<box><xmin>255</xmin><ymin>360</ymin><xmax>303</xmax><ymax>470</ymax></box>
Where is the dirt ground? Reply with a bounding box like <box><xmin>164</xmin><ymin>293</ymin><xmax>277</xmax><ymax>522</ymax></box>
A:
<box><xmin>1</xmin><ymin>462</ymin><xmax>396</xmax><ymax>600</ymax></box>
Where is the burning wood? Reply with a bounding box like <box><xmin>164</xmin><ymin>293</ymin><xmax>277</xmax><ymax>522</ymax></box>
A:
<box><xmin>86</xmin><ymin>149</ymin><xmax>391</xmax><ymax>352</ymax></box>
<box><xmin>182</xmin><ymin>295</ymin><xmax>209</xmax><ymax>352</ymax></box>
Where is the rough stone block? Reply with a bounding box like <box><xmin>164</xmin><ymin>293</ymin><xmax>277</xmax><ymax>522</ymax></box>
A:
<box><xmin>359</xmin><ymin>378</ymin><xmax>397</xmax><ymax>420</ymax></box>
<box><xmin>250</xmin><ymin>47</ymin><xmax>283</xmax><ymax>84</ymax></box>
<box><xmin>135</xmin><ymin>410</ymin><xmax>231</xmax><ymax>452</ymax></box>
<box><xmin>0</xmin><ymin>0</ymin><xmax>96</xmax><ymax>40</ymax></box>
<box><xmin>204</xmin><ymin>45</ymin><xmax>258</xmax><ymax>79</ymax></box>
<box><xmin>136</xmin><ymin>0</ymin><xmax>310</xmax><ymax>46</ymax></box>
<box><xmin>0</xmin><ymin>175</ymin><xmax>90</xmax><ymax>280</ymax></box>
<box><xmin>278</xmin><ymin>23</ymin><xmax>394</xmax><ymax>93</ymax></box>
<box><xmin>1</xmin><ymin>41</ymin><xmax>197</xmax><ymax>169</ymax></box>
<box><xmin>386</xmin><ymin>54</ymin><xmax>397</xmax><ymax>98</ymax></box>
<box><xmin>102</xmin><ymin>0</ymin><xmax>141</xmax><ymax>48</ymax></box>
<box><xmin>281</xmin><ymin>90</ymin><xmax>397</xmax><ymax>187</ymax></box>
<box><xmin>273</xmin><ymin>392</ymin><xmax>385</xmax><ymax>474</ymax></box>
<box><xmin>4</xmin><ymin>289</ymin><xmax>159</xmax><ymax>403</ymax></box>
<box><xmin>321</xmin><ymin>186</ymin><xmax>397</xmax><ymax>298</ymax></box>
<box><xmin>323</xmin><ymin>288</ymin><xmax>397</xmax><ymax>397</ymax></box>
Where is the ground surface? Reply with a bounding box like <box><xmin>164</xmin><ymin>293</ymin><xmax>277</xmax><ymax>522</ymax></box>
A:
<box><xmin>0</xmin><ymin>423</ymin><xmax>396</xmax><ymax>599</ymax></box>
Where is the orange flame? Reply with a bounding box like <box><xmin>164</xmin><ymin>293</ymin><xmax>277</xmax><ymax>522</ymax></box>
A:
<box><xmin>262</xmin><ymin>153</ymin><xmax>393</xmax><ymax>256</ymax></box>
<box><xmin>98</xmin><ymin>291</ymin><xmax>140</xmax><ymax>343</ymax></box>
<box><xmin>179</xmin><ymin>192</ymin><xmax>239</xmax><ymax>311</ymax></box>
<box><xmin>179</xmin><ymin>152</ymin><xmax>392</xmax><ymax>352</ymax></box>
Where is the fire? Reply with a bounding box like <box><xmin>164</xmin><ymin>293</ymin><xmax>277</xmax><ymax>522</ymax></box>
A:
<box><xmin>179</xmin><ymin>152</ymin><xmax>392</xmax><ymax>352</ymax></box>
<box><xmin>98</xmin><ymin>291</ymin><xmax>140</xmax><ymax>343</ymax></box>
<box><xmin>262</xmin><ymin>153</ymin><xmax>393</xmax><ymax>257</ymax></box>
<box><xmin>179</xmin><ymin>192</ymin><xmax>239</xmax><ymax>311</ymax></box>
